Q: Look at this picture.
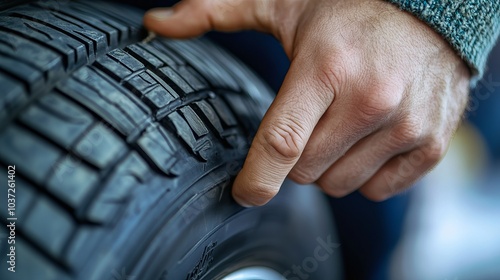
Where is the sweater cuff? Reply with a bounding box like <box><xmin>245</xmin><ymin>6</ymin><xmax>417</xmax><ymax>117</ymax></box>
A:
<box><xmin>386</xmin><ymin>0</ymin><xmax>500</xmax><ymax>81</ymax></box>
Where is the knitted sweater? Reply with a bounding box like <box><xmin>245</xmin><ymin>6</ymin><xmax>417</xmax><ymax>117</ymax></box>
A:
<box><xmin>386</xmin><ymin>0</ymin><xmax>500</xmax><ymax>80</ymax></box>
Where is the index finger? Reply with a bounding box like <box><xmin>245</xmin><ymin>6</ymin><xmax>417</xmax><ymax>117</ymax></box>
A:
<box><xmin>232</xmin><ymin>60</ymin><xmax>334</xmax><ymax>206</ymax></box>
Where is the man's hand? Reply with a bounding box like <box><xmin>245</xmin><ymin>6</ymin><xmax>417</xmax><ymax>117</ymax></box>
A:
<box><xmin>144</xmin><ymin>0</ymin><xmax>470</xmax><ymax>206</ymax></box>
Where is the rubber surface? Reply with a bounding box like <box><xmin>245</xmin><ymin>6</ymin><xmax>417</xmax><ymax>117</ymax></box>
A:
<box><xmin>0</xmin><ymin>1</ymin><xmax>341</xmax><ymax>280</ymax></box>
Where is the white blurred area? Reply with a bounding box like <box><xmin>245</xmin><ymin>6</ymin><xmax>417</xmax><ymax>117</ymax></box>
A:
<box><xmin>390</xmin><ymin>122</ymin><xmax>500</xmax><ymax>280</ymax></box>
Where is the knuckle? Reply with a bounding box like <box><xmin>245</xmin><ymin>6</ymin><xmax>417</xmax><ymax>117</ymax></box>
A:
<box><xmin>389</xmin><ymin>118</ymin><xmax>424</xmax><ymax>148</ymax></box>
<box><xmin>357</xmin><ymin>89</ymin><xmax>400</xmax><ymax>121</ymax></box>
<box><xmin>318</xmin><ymin>180</ymin><xmax>352</xmax><ymax>198</ymax></box>
<box><xmin>261</xmin><ymin>119</ymin><xmax>306</xmax><ymax>161</ymax></box>
<box><xmin>289</xmin><ymin>149</ymin><xmax>330</xmax><ymax>184</ymax></box>
<box><xmin>353</xmin><ymin>81</ymin><xmax>404</xmax><ymax>128</ymax></box>
<box><xmin>316</xmin><ymin>55</ymin><xmax>346</xmax><ymax>97</ymax></box>
<box><xmin>422</xmin><ymin>138</ymin><xmax>447</xmax><ymax>163</ymax></box>
<box><xmin>289</xmin><ymin>167</ymin><xmax>319</xmax><ymax>184</ymax></box>
<box><xmin>254</xmin><ymin>0</ymin><xmax>275</xmax><ymax>28</ymax></box>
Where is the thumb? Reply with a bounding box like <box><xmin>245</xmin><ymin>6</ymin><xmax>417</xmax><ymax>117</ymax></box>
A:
<box><xmin>144</xmin><ymin>0</ymin><xmax>275</xmax><ymax>38</ymax></box>
<box><xmin>232</xmin><ymin>59</ymin><xmax>334</xmax><ymax>207</ymax></box>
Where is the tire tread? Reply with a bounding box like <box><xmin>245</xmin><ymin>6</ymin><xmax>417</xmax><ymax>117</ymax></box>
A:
<box><xmin>0</xmin><ymin>1</ymin><xmax>272</xmax><ymax>279</ymax></box>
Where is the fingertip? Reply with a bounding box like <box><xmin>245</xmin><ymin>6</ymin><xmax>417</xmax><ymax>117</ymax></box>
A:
<box><xmin>231</xmin><ymin>190</ymin><xmax>254</xmax><ymax>208</ymax></box>
<box><xmin>143</xmin><ymin>8</ymin><xmax>174</xmax><ymax>35</ymax></box>
<box><xmin>145</xmin><ymin>7</ymin><xmax>175</xmax><ymax>21</ymax></box>
<box><xmin>232</xmin><ymin>172</ymin><xmax>279</xmax><ymax>207</ymax></box>
<box><xmin>144</xmin><ymin>6</ymin><xmax>208</xmax><ymax>38</ymax></box>
<box><xmin>232</xmin><ymin>174</ymin><xmax>258</xmax><ymax>207</ymax></box>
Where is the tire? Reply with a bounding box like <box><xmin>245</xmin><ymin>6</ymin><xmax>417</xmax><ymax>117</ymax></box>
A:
<box><xmin>0</xmin><ymin>1</ymin><xmax>342</xmax><ymax>280</ymax></box>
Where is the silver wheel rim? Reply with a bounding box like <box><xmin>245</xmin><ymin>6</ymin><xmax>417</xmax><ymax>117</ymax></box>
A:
<box><xmin>221</xmin><ymin>266</ymin><xmax>285</xmax><ymax>280</ymax></box>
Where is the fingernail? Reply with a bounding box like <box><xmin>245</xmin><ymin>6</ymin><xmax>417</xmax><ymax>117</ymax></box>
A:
<box><xmin>147</xmin><ymin>8</ymin><xmax>174</xmax><ymax>21</ymax></box>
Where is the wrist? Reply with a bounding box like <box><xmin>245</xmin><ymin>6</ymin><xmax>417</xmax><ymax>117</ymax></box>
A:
<box><xmin>385</xmin><ymin>0</ymin><xmax>500</xmax><ymax>81</ymax></box>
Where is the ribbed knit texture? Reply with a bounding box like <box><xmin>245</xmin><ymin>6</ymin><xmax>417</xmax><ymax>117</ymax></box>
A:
<box><xmin>386</xmin><ymin>0</ymin><xmax>500</xmax><ymax>80</ymax></box>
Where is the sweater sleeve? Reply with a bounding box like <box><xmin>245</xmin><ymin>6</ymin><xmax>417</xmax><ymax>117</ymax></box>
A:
<box><xmin>385</xmin><ymin>0</ymin><xmax>500</xmax><ymax>81</ymax></box>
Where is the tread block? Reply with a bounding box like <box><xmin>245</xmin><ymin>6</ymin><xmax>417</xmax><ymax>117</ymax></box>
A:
<box><xmin>223</xmin><ymin>93</ymin><xmax>260</xmax><ymax>131</ymax></box>
<box><xmin>9</xmin><ymin>239</ymin><xmax>69</xmax><ymax>280</ymax></box>
<box><xmin>57</xmin><ymin>76</ymin><xmax>135</xmax><ymax>135</ymax></box>
<box><xmin>194</xmin><ymin>100</ymin><xmax>224</xmax><ymax>134</ymax></box>
<box><xmin>48</xmin><ymin>157</ymin><xmax>98</xmax><ymax>209</ymax></box>
<box><xmin>137</xmin><ymin>125</ymin><xmax>180</xmax><ymax>175</ymax></box>
<box><xmin>0</xmin><ymin>72</ymin><xmax>27</xmax><ymax>121</ymax></box>
<box><xmin>0</xmin><ymin>30</ymin><xmax>64</xmax><ymax>81</ymax></box>
<box><xmin>20</xmin><ymin>94</ymin><xmax>94</xmax><ymax>149</ymax></box>
<box><xmin>125</xmin><ymin>44</ymin><xmax>164</xmax><ymax>68</ymax></box>
<box><xmin>159</xmin><ymin>66</ymin><xmax>194</xmax><ymax>94</ymax></box>
<box><xmin>83</xmin><ymin>1</ymin><xmax>143</xmax><ymax>31</ymax></box>
<box><xmin>59</xmin><ymin>67</ymin><xmax>150</xmax><ymax>136</ymax></box>
<box><xmin>194</xmin><ymin>99</ymin><xmax>242</xmax><ymax>148</ymax></box>
<box><xmin>34</xmin><ymin>2</ymin><xmax>120</xmax><ymax>47</ymax></box>
<box><xmin>23</xmin><ymin>197</ymin><xmax>74</xmax><ymax>257</ymax></box>
<box><xmin>168</xmin><ymin>112</ymin><xmax>197</xmax><ymax>151</ymax></box>
<box><xmin>117</xmin><ymin>152</ymin><xmax>151</xmax><ymax>182</ymax></box>
<box><xmin>144</xmin><ymin>85</ymin><xmax>177</xmax><ymax>110</ymax></box>
<box><xmin>126</xmin><ymin>71</ymin><xmax>156</xmax><ymax>95</ymax></box>
<box><xmin>0</xmin><ymin>53</ymin><xmax>44</xmax><ymax>93</ymax></box>
<box><xmin>0</xmin><ymin>16</ymin><xmax>88</xmax><ymax>70</ymax></box>
<box><xmin>7</xmin><ymin>7</ymin><xmax>109</xmax><ymax>61</ymax></box>
<box><xmin>107</xmin><ymin>48</ymin><xmax>144</xmax><ymax>72</ymax></box>
<box><xmin>63</xmin><ymin>226</ymin><xmax>100</xmax><ymax>268</ymax></box>
<box><xmin>85</xmin><ymin>152</ymin><xmax>149</xmax><ymax>224</ymax></box>
<box><xmin>173</xmin><ymin>65</ymin><xmax>208</xmax><ymax>91</ymax></box>
<box><xmin>15</xmin><ymin>178</ymin><xmax>36</xmax><ymax>219</ymax></box>
<box><xmin>86</xmin><ymin>200</ymin><xmax>118</xmax><ymax>225</ymax></box>
<box><xmin>0</xmin><ymin>177</ymin><xmax>35</xmax><ymax>220</ymax></box>
<box><xmin>179</xmin><ymin>106</ymin><xmax>209</xmax><ymax>138</ymax></box>
<box><xmin>149</xmin><ymin>40</ymin><xmax>185</xmax><ymax>66</ymax></box>
<box><xmin>98</xmin><ymin>152</ymin><xmax>150</xmax><ymax>202</ymax></box>
<box><xmin>69</xmin><ymin>2</ymin><xmax>132</xmax><ymax>42</ymax></box>
<box><xmin>74</xmin><ymin>123</ymin><xmax>126</xmax><ymax>169</ymax></box>
<box><xmin>125</xmin><ymin>70</ymin><xmax>180</xmax><ymax>105</ymax></box>
<box><xmin>162</xmin><ymin>39</ymin><xmax>240</xmax><ymax>91</ymax></box>
<box><xmin>208</xmin><ymin>96</ymin><xmax>238</xmax><ymax>127</ymax></box>
<box><xmin>168</xmin><ymin>111</ymin><xmax>212</xmax><ymax>160</ymax></box>
<box><xmin>0</xmin><ymin>125</ymin><xmax>61</xmax><ymax>184</ymax></box>
<box><xmin>94</xmin><ymin>55</ymin><xmax>133</xmax><ymax>81</ymax></box>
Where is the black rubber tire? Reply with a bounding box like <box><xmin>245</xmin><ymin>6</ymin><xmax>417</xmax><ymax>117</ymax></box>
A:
<box><xmin>0</xmin><ymin>1</ymin><xmax>342</xmax><ymax>280</ymax></box>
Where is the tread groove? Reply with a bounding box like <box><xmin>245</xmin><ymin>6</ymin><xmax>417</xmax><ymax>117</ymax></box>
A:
<box><xmin>123</xmin><ymin>46</ymin><xmax>189</xmax><ymax>97</ymax></box>
<box><xmin>0</xmin><ymin>25</ymin><xmax>69</xmax><ymax>69</ymax></box>
<box><xmin>22</xmin><ymin>21</ymin><xmax>52</xmax><ymax>40</ymax></box>
<box><xmin>70</xmin><ymin>67</ymin><xmax>145</xmax><ymax>133</ymax></box>
<box><xmin>51</xmin><ymin>12</ymin><xmax>84</xmax><ymax>29</ymax></box>
<box><xmin>70</xmin><ymin>3</ymin><xmax>141</xmax><ymax>33</ymax></box>
<box><xmin>9</xmin><ymin>13</ymin><xmax>93</xmax><ymax>57</ymax></box>
<box><xmin>53</xmin><ymin>87</ymin><xmax>133</xmax><ymax>141</ymax></box>
<box><xmin>77</xmin><ymin>149</ymin><xmax>132</xmax><ymax>222</ymax></box>
<box><xmin>45</xmin><ymin>7</ymin><xmax>113</xmax><ymax>46</ymax></box>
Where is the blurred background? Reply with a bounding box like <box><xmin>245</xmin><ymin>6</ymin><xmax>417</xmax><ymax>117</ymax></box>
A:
<box><xmin>389</xmin><ymin>42</ymin><xmax>500</xmax><ymax>280</ymax></box>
